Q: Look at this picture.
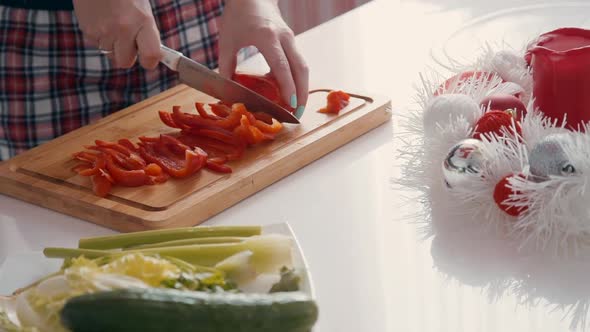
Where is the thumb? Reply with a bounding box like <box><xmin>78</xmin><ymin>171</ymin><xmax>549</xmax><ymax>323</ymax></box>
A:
<box><xmin>218</xmin><ymin>43</ymin><xmax>237</xmax><ymax>79</ymax></box>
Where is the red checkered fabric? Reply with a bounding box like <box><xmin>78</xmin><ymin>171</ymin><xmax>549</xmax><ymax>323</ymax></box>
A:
<box><xmin>0</xmin><ymin>0</ymin><xmax>225</xmax><ymax>160</ymax></box>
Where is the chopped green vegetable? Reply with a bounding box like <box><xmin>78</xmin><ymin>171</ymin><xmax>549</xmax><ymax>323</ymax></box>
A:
<box><xmin>60</xmin><ymin>288</ymin><xmax>319</xmax><ymax>332</ymax></box>
<box><xmin>269</xmin><ymin>267</ymin><xmax>301</xmax><ymax>293</ymax></box>
<box><xmin>215</xmin><ymin>251</ymin><xmax>257</xmax><ymax>285</ymax></box>
<box><xmin>78</xmin><ymin>226</ymin><xmax>262</xmax><ymax>250</ymax></box>
<box><xmin>159</xmin><ymin>256</ymin><xmax>220</xmax><ymax>274</ymax></box>
<box><xmin>126</xmin><ymin>237</ymin><xmax>246</xmax><ymax>250</ymax></box>
<box><xmin>44</xmin><ymin>248</ymin><xmax>112</xmax><ymax>260</ymax></box>
<box><xmin>46</xmin><ymin>235</ymin><xmax>293</xmax><ymax>275</ymax></box>
<box><xmin>0</xmin><ymin>309</ymin><xmax>39</xmax><ymax>332</ymax></box>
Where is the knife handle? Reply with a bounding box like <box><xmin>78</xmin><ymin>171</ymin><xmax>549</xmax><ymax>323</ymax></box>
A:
<box><xmin>160</xmin><ymin>45</ymin><xmax>183</xmax><ymax>71</ymax></box>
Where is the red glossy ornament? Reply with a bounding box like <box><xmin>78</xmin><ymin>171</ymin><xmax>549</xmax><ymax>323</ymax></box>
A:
<box><xmin>434</xmin><ymin>71</ymin><xmax>499</xmax><ymax>96</ymax></box>
<box><xmin>493</xmin><ymin>174</ymin><xmax>528</xmax><ymax>217</ymax></box>
<box><xmin>480</xmin><ymin>94</ymin><xmax>527</xmax><ymax>120</ymax></box>
<box><xmin>472</xmin><ymin>110</ymin><xmax>520</xmax><ymax>140</ymax></box>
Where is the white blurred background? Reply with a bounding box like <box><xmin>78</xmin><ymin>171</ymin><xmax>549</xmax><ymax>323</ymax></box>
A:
<box><xmin>279</xmin><ymin>0</ymin><xmax>372</xmax><ymax>34</ymax></box>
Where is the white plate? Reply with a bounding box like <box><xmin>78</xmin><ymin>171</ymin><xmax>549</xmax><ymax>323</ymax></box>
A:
<box><xmin>0</xmin><ymin>222</ymin><xmax>316</xmax><ymax>329</ymax></box>
<box><xmin>430</xmin><ymin>2</ymin><xmax>590</xmax><ymax>70</ymax></box>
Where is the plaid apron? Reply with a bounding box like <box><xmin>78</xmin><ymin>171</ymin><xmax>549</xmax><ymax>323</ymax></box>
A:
<box><xmin>0</xmin><ymin>0</ymin><xmax>225</xmax><ymax>160</ymax></box>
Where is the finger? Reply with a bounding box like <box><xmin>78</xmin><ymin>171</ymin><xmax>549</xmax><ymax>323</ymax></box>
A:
<box><xmin>97</xmin><ymin>37</ymin><xmax>115</xmax><ymax>53</ymax></box>
<box><xmin>114</xmin><ymin>35</ymin><xmax>138</xmax><ymax>69</ymax></box>
<box><xmin>218</xmin><ymin>40</ymin><xmax>238</xmax><ymax>79</ymax></box>
<box><xmin>136</xmin><ymin>22</ymin><xmax>162</xmax><ymax>70</ymax></box>
<box><xmin>84</xmin><ymin>35</ymin><xmax>100</xmax><ymax>48</ymax></box>
<box><xmin>97</xmin><ymin>37</ymin><xmax>116</xmax><ymax>64</ymax></box>
<box><xmin>258</xmin><ymin>41</ymin><xmax>296</xmax><ymax>109</ymax></box>
<box><xmin>282</xmin><ymin>36</ymin><xmax>309</xmax><ymax>113</ymax></box>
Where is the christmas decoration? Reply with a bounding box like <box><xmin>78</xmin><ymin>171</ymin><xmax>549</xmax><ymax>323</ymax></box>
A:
<box><xmin>479</xmin><ymin>94</ymin><xmax>527</xmax><ymax>120</ymax></box>
<box><xmin>423</xmin><ymin>94</ymin><xmax>481</xmax><ymax>135</ymax></box>
<box><xmin>398</xmin><ymin>27</ymin><xmax>590</xmax><ymax>256</ymax></box>
<box><xmin>442</xmin><ymin>139</ymin><xmax>487</xmax><ymax>189</ymax></box>
<box><xmin>472</xmin><ymin>110</ymin><xmax>520</xmax><ymax>140</ymax></box>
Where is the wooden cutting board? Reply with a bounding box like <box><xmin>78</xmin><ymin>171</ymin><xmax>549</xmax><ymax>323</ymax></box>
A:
<box><xmin>0</xmin><ymin>85</ymin><xmax>391</xmax><ymax>232</ymax></box>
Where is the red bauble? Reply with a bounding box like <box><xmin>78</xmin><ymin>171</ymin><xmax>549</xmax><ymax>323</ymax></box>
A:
<box><xmin>434</xmin><ymin>71</ymin><xmax>499</xmax><ymax>96</ymax></box>
<box><xmin>493</xmin><ymin>174</ymin><xmax>527</xmax><ymax>217</ymax></box>
<box><xmin>473</xmin><ymin>110</ymin><xmax>521</xmax><ymax>140</ymax></box>
<box><xmin>479</xmin><ymin>94</ymin><xmax>527</xmax><ymax>121</ymax></box>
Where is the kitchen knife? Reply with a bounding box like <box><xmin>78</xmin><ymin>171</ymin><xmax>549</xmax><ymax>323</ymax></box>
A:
<box><xmin>160</xmin><ymin>45</ymin><xmax>300</xmax><ymax>124</ymax></box>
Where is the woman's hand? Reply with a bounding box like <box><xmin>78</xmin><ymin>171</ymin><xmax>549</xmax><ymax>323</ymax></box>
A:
<box><xmin>73</xmin><ymin>0</ymin><xmax>162</xmax><ymax>70</ymax></box>
<box><xmin>218</xmin><ymin>0</ymin><xmax>309</xmax><ymax>116</ymax></box>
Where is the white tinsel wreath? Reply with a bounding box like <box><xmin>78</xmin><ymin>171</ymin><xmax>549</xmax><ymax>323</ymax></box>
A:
<box><xmin>398</xmin><ymin>46</ymin><xmax>590</xmax><ymax>256</ymax></box>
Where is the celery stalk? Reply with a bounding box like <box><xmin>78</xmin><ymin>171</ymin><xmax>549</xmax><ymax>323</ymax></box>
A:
<box><xmin>43</xmin><ymin>248</ymin><xmax>110</xmax><ymax>260</ymax></box>
<box><xmin>78</xmin><ymin>226</ymin><xmax>261</xmax><ymax>250</ymax></box>
<box><xmin>126</xmin><ymin>237</ymin><xmax>246</xmax><ymax>250</ymax></box>
<box><xmin>132</xmin><ymin>235</ymin><xmax>293</xmax><ymax>272</ymax></box>
<box><xmin>47</xmin><ymin>235</ymin><xmax>293</xmax><ymax>274</ymax></box>
<box><xmin>160</xmin><ymin>256</ymin><xmax>221</xmax><ymax>275</ymax></box>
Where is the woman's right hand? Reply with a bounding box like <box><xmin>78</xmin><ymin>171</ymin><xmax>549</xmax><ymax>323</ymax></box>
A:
<box><xmin>73</xmin><ymin>0</ymin><xmax>162</xmax><ymax>70</ymax></box>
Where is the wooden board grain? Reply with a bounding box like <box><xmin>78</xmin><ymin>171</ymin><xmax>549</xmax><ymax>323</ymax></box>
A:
<box><xmin>0</xmin><ymin>85</ymin><xmax>391</xmax><ymax>232</ymax></box>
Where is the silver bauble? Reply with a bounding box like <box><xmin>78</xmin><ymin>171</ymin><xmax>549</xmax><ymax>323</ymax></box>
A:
<box><xmin>443</xmin><ymin>139</ymin><xmax>487</xmax><ymax>189</ymax></box>
<box><xmin>529</xmin><ymin>133</ymin><xmax>576</xmax><ymax>179</ymax></box>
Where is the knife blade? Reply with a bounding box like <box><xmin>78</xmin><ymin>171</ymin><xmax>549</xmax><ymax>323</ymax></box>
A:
<box><xmin>160</xmin><ymin>45</ymin><xmax>300</xmax><ymax>124</ymax></box>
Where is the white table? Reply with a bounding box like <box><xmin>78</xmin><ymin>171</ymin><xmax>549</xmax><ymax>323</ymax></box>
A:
<box><xmin>2</xmin><ymin>1</ymin><xmax>589</xmax><ymax>331</ymax></box>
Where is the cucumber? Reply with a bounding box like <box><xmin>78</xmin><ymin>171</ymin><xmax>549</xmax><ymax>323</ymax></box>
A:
<box><xmin>60</xmin><ymin>288</ymin><xmax>318</xmax><ymax>332</ymax></box>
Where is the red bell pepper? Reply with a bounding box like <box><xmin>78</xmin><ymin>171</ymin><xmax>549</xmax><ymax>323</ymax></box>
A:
<box><xmin>206</xmin><ymin>159</ymin><xmax>233</xmax><ymax>174</ymax></box>
<box><xmin>195</xmin><ymin>103</ymin><xmax>223</xmax><ymax>120</ymax></box>
<box><xmin>232</xmin><ymin>73</ymin><xmax>295</xmax><ymax>112</ymax></box>
<box><xmin>159</xmin><ymin>109</ymin><xmax>184</xmax><ymax>129</ymax></box>
<box><xmin>252</xmin><ymin>112</ymin><xmax>274</xmax><ymax>124</ymax></box>
<box><xmin>210</xmin><ymin>103</ymin><xmax>232</xmax><ymax>118</ymax></box>
<box><xmin>318</xmin><ymin>90</ymin><xmax>351</xmax><ymax>115</ymax></box>
<box><xmin>105</xmin><ymin>154</ymin><xmax>150</xmax><ymax>187</ymax></box>
<box><xmin>139</xmin><ymin>135</ymin><xmax>207</xmax><ymax>178</ymax></box>
<box><xmin>91</xmin><ymin>173</ymin><xmax>113</xmax><ymax>197</ymax></box>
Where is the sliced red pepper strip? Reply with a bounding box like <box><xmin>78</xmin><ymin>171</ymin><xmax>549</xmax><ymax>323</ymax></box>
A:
<box><xmin>105</xmin><ymin>154</ymin><xmax>150</xmax><ymax>187</ymax></box>
<box><xmin>95</xmin><ymin>140</ymin><xmax>131</xmax><ymax>156</ymax></box>
<box><xmin>144</xmin><ymin>163</ymin><xmax>163</xmax><ymax>176</ymax></box>
<box><xmin>182</xmin><ymin>127</ymin><xmax>243</xmax><ymax>146</ymax></box>
<box><xmin>139</xmin><ymin>136</ymin><xmax>207</xmax><ymax>178</ymax></box>
<box><xmin>249</xmin><ymin>124</ymin><xmax>273</xmax><ymax>144</ymax></box>
<box><xmin>253</xmin><ymin>118</ymin><xmax>283</xmax><ymax>134</ymax></box>
<box><xmin>177</xmin><ymin>134</ymin><xmax>244</xmax><ymax>161</ymax></box>
<box><xmin>233</xmin><ymin>120</ymin><xmax>252</xmax><ymax>146</ymax></box>
<box><xmin>234</xmin><ymin>104</ymin><xmax>258</xmax><ymax>124</ymax></box>
<box><xmin>159</xmin><ymin>134</ymin><xmax>192</xmax><ymax>155</ymax></box>
<box><xmin>73</xmin><ymin>151</ymin><xmax>99</xmax><ymax>163</ymax></box>
<box><xmin>138</xmin><ymin>136</ymin><xmax>162</xmax><ymax>143</ymax></box>
<box><xmin>206</xmin><ymin>160</ymin><xmax>233</xmax><ymax>174</ymax></box>
<box><xmin>236</xmin><ymin>114</ymin><xmax>272</xmax><ymax>145</ymax></box>
<box><xmin>172</xmin><ymin>103</ymin><xmax>249</xmax><ymax>130</ymax></box>
<box><xmin>72</xmin><ymin>163</ymin><xmax>92</xmax><ymax>174</ymax></box>
<box><xmin>91</xmin><ymin>146</ymin><xmax>146</xmax><ymax>171</ymax></box>
<box><xmin>318</xmin><ymin>90</ymin><xmax>350</xmax><ymax>114</ymax></box>
<box><xmin>253</xmin><ymin>112</ymin><xmax>274</xmax><ymax>124</ymax></box>
<box><xmin>79</xmin><ymin>155</ymin><xmax>107</xmax><ymax>177</ymax></box>
<box><xmin>195</xmin><ymin>103</ymin><xmax>223</xmax><ymax>120</ymax></box>
<box><xmin>210</xmin><ymin>103</ymin><xmax>231</xmax><ymax>117</ymax></box>
<box><xmin>208</xmin><ymin>156</ymin><xmax>228</xmax><ymax>164</ymax></box>
<box><xmin>117</xmin><ymin>139</ymin><xmax>139</xmax><ymax>152</ymax></box>
<box><xmin>159</xmin><ymin>110</ymin><xmax>183</xmax><ymax>129</ymax></box>
<box><xmin>149</xmin><ymin>173</ymin><xmax>170</xmax><ymax>184</ymax></box>
<box><xmin>91</xmin><ymin>173</ymin><xmax>112</xmax><ymax>197</ymax></box>
<box><xmin>99</xmin><ymin>168</ymin><xmax>115</xmax><ymax>183</ymax></box>
<box><xmin>91</xmin><ymin>140</ymin><xmax>147</xmax><ymax>170</ymax></box>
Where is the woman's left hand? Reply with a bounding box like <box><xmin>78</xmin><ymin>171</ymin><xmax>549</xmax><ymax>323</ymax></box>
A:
<box><xmin>218</xmin><ymin>0</ymin><xmax>309</xmax><ymax>117</ymax></box>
